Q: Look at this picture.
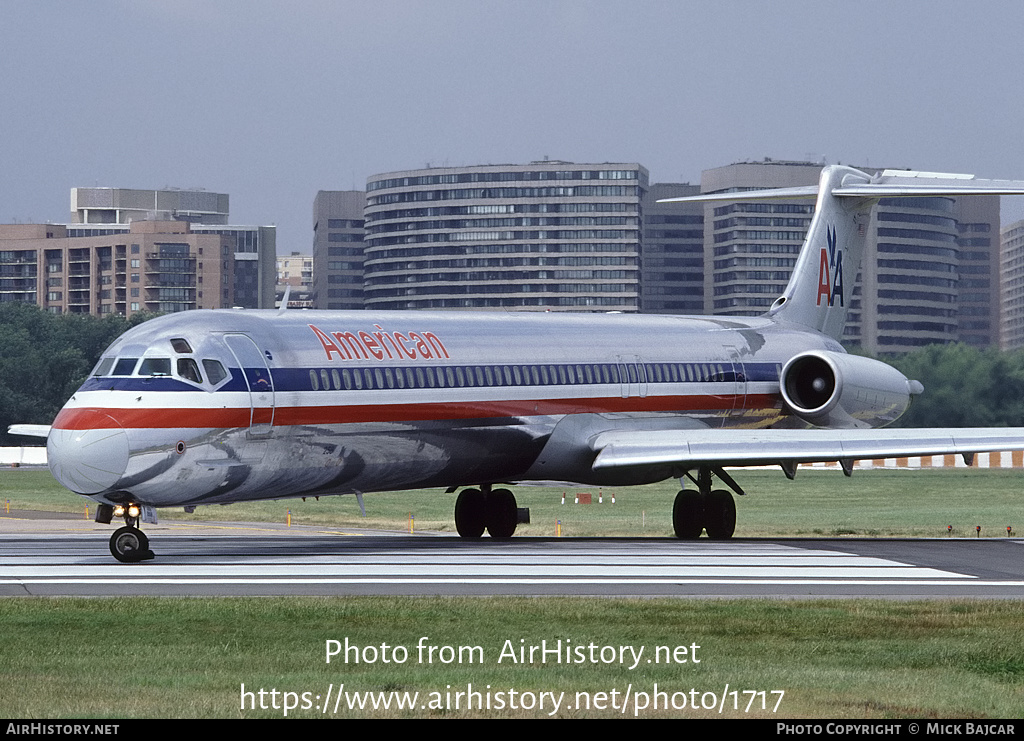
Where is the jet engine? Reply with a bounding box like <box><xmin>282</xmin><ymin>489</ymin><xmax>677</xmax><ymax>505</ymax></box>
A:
<box><xmin>779</xmin><ymin>350</ymin><xmax>923</xmax><ymax>428</ymax></box>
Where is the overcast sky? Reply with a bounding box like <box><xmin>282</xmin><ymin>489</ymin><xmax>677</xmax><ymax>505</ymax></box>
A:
<box><xmin>3</xmin><ymin>1</ymin><xmax>1024</xmax><ymax>253</ymax></box>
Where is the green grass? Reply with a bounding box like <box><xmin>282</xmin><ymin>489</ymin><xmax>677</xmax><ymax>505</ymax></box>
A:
<box><xmin>3</xmin><ymin>466</ymin><xmax>1023</xmax><ymax>538</ymax></box>
<box><xmin>1</xmin><ymin>597</ymin><xmax>1023</xmax><ymax>718</ymax></box>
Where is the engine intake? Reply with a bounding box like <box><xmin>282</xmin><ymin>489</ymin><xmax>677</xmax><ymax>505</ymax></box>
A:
<box><xmin>780</xmin><ymin>350</ymin><xmax>919</xmax><ymax>428</ymax></box>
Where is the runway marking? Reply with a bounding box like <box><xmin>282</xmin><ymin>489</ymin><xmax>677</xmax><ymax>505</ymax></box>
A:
<box><xmin>5</xmin><ymin>536</ymin><xmax>1023</xmax><ymax>597</ymax></box>
<box><xmin>0</xmin><ymin>540</ymin><xmax>980</xmax><ymax>585</ymax></box>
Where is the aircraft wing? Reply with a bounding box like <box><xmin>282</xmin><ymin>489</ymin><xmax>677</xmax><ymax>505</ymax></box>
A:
<box><xmin>590</xmin><ymin>428</ymin><xmax>1024</xmax><ymax>470</ymax></box>
<box><xmin>7</xmin><ymin>424</ymin><xmax>51</xmax><ymax>439</ymax></box>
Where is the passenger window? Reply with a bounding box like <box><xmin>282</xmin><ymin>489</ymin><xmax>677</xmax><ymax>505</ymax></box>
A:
<box><xmin>202</xmin><ymin>359</ymin><xmax>228</xmax><ymax>385</ymax></box>
<box><xmin>177</xmin><ymin>358</ymin><xmax>203</xmax><ymax>384</ymax></box>
<box><xmin>112</xmin><ymin>357</ymin><xmax>139</xmax><ymax>376</ymax></box>
<box><xmin>309</xmin><ymin>370</ymin><xmax>320</xmax><ymax>391</ymax></box>
<box><xmin>139</xmin><ymin>358</ymin><xmax>171</xmax><ymax>376</ymax></box>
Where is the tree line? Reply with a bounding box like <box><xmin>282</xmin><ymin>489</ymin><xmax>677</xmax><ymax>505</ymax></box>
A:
<box><xmin>0</xmin><ymin>303</ymin><xmax>153</xmax><ymax>445</ymax></box>
<box><xmin>2</xmin><ymin>302</ymin><xmax>1024</xmax><ymax>445</ymax></box>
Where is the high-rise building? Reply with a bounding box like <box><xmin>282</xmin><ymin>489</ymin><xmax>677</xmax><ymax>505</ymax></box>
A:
<box><xmin>640</xmin><ymin>183</ymin><xmax>704</xmax><ymax>314</ymax></box>
<box><xmin>1000</xmin><ymin>219</ymin><xmax>1024</xmax><ymax>350</ymax></box>
<box><xmin>0</xmin><ymin>221</ymin><xmax>234</xmax><ymax>316</ymax></box>
<box><xmin>312</xmin><ymin>191</ymin><xmax>365</xmax><ymax>310</ymax></box>
<box><xmin>361</xmin><ymin>162</ymin><xmax>646</xmax><ymax>311</ymax></box>
<box><xmin>0</xmin><ymin>185</ymin><xmax>276</xmax><ymax>316</ymax></box>
<box><xmin>64</xmin><ymin>186</ymin><xmax>275</xmax><ymax>310</ymax></box>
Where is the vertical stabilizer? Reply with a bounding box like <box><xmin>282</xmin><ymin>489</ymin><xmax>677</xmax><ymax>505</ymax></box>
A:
<box><xmin>766</xmin><ymin>166</ymin><xmax>873</xmax><ymax>339</ymax></box>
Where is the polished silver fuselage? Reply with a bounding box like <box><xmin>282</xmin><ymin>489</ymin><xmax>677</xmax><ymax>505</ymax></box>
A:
<box><xmin>48</xmin><ymin>309</ymin><xmax>842</xmax><ymax>508</ymax></box>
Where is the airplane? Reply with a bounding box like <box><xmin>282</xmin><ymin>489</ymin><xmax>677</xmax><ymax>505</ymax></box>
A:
<box><xmin>12</xmin><ymin>164</ymin><xmax>1024</xmax><ymax>563</ymax></box>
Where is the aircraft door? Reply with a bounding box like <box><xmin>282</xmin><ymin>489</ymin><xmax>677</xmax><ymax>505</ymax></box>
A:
<box><xmin>225</xmin><ymin>334</ymin><xmax>275</xmax><ymax>436</ymax></box>
<box><xmin>723</xmin><ymin>346</ymin><xmax>747</xmax><ymax>422</ymax></box>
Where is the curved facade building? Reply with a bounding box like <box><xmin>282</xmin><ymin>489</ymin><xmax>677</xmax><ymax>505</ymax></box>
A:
<box><xmin>363</xmin><ymin>162</ymin><xmax>646</xmax><ymax>311</ymax></box>
<box><xmin>860</xmin><ymin>197</ymin><xmax>961</xmax><ymax>350</ymax></box>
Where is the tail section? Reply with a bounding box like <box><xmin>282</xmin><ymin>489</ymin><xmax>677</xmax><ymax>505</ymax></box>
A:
<box><xmin>661</xmin><ymin>166</ymin><xmax>1024</xmax><ymax>341</ymax></box>
<box><xmin>767</xmin><ymin>166</ymin><xmax>872</xmax><ymax>339</ymax></box>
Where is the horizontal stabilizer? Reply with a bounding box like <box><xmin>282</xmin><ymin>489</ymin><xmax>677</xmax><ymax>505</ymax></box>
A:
<box><xmin>659</xmin><ymin>169</ymin><xmax>1024</xmax><ymax>204</ymax></box>
<box><xmin>659</xmin><ymin>185</ymin><xmax>819</xmax><ymax>203</ymax></box>
<box><xmin>590</xmin><ymin>428</ymin><xmax>1024</xmax><ymax>470</ymax></box>
<box><xmin>7</xmin><ymin>424</ymin><xmax>51</xmax><ymax>439</ymax></box>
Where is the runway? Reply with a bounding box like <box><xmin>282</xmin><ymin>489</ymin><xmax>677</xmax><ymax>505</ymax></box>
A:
<box><xmin>3</xmin><ymin>511</ymin><xmax>1024</xmax><ymax>597</ymax></box>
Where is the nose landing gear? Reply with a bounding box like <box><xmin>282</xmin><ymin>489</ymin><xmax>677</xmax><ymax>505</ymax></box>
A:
<box><xmin>97</xmin><ymin>503</ymin><xmax>155</xmax><ymax>563</ymax></box>
<box><xmin>109</xmin><ymin>526</ymin><xmax>152</xmax><ymax>563</ymax></box>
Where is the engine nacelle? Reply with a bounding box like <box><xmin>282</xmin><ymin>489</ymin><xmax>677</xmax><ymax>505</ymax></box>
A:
<box><xmin>780</xmin><ymin>350</ymin><xmax>921</xmax><ymax>428</ymax></box>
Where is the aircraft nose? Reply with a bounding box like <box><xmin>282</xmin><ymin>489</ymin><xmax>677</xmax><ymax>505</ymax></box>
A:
<box><xmin>47</xmin><ymin>415</ymin><xmax>130</xmax><ymax>495</ymax></box>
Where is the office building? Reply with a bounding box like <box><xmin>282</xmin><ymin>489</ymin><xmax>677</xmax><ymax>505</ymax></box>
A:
<box><xmin>640</xmin><ymin>183</ymin><xmax>705</xmax><ymax>314</ymax></box>
<box><xmin>361</xmin><ymin>162</ymin><xmax>646</xmax><ymax>311</ymax></box>
<box><xmin>1001</xmin><ymin>219</ymin><xmax>1024</xmax><ymax>350</ymax></box>
<box><xmin>313</xmin><ymin>191</ymin><xmax>365</xmax><ymax>310</ymax></box>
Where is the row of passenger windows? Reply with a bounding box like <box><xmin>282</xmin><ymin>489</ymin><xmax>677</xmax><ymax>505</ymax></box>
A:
<box><xmin>93</xmin><ymin>356</ymin><xmax>229</xmax><ymax>387</ymax></box>
<box><xmin>307</xmin><ymin>362</ymin><xmax>756</xmax><ymax>392</ymax></box>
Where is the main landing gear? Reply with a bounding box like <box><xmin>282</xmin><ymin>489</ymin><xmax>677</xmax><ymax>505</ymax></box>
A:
<box><xmin>96</xmin><ymin>503</ymin><xmax>155</xmax><ymax>563</ymax></box>
<box><xmin>673</xmin><ymin>467</ymin><xmax>741</xmax><ymax>540</ymax></box>
<box><xmin>454</xmin><ymin>484</ymin><xmax>525</xmax><ymax>539</ymax></box>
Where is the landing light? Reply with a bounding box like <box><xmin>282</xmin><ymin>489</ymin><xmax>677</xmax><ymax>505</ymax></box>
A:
<box><xmin>127</xmin><ymin>504</ymin><xmax>141</xmax><ymax>518</ymax></box>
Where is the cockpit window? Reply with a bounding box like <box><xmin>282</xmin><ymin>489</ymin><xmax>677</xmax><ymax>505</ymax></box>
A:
<box><xmin>111</xmin><ymin>357</ymin><xmax>139</xmax><ymax>376</ymax></box>
<box><xmin>177</xmin><ymin>358</ymin><xmax>202</xmax><ymax>384</ymax></box>
<box><xmin>202</xmin><ymin>359</ymin><xmax>228</xmax><ymax>385</ymax></box>
<box><xmin>139</xmin><ymin>358</ymin><xmax>171</xmax><ymax>376</ymax></box>
<box><xmin>92</xmin><ymin>357</ymin><xmax>115</xmax><ymax>377</ymax></box>
<box><xmin>171</xmin><ymin>338</ymin><xmax>193</xmax><ymax>354</ymax></box>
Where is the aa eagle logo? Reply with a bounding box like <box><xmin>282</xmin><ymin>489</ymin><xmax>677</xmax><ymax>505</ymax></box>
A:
<box><xmin>816</xmin><ymin>225</ymin><xmax>844</xmax><ymax>307</ymax></box>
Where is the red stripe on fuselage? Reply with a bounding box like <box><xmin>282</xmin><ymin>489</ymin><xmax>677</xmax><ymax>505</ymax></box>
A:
<box><xmin>52</xmin><ymin>394</ymin><xmax>781</xmax><ymax>430</ymax></box>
